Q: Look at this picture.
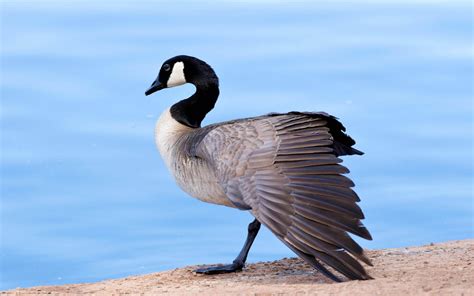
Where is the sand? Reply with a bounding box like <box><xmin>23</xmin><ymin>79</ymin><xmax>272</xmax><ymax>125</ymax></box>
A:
<box><xmin>2</xmin><ymin>239</ymin><xmax>473</xmax><ymax>295</ymax></box>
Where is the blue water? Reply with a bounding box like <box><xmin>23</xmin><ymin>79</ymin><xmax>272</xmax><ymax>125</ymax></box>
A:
<box><xmin>1</xmin><ymin>0</ymin><xmax>472</xmax><ymax>290</ymax></box>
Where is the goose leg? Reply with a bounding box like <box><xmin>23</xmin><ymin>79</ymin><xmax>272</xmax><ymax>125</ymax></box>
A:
<box><xmin>194</xmin><ymin>218</ymin><xmax>261</xmax><ymax>274</ymax></box>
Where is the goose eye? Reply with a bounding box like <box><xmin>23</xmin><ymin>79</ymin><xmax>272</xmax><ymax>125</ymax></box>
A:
<box><xmin>163</xmin><ymin>64</ymin><xmax>171</xmax><ymax>71</ymax></box>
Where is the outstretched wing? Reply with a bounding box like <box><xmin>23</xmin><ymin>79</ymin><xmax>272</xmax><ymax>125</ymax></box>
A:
<box><xmin>196</xmin><ymin>112</ymin><xmax>372</xmax><ymax>281</ymax></box>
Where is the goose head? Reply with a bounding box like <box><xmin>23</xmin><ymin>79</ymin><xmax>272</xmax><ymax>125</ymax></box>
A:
<box><xmin>145</xmin><ymin>55</ymin><xmax>219</xmax><ymax>96</ymax></box>
<box><xmin>145</xmin><ymin>55</ymin><xmax>220</xmax><ymax>128</ymax></box>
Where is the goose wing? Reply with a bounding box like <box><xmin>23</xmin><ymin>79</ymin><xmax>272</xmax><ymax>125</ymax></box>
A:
<box><xmin>195</xmin><ymin>112</ymin><xmax>372</xmax><ymax>281</ymax></box>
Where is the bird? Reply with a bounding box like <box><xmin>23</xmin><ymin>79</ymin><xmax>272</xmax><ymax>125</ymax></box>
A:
<box><xmin>144</xmin><ymin>55</ymin><xmax>373</xmax><ymax>282</ymax></box>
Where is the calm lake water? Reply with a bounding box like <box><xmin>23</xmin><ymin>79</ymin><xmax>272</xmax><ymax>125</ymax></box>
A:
<box><xmin>1</xmin><ymin>0</ymin><xmax>472</xmax><ymax>290</ymax></box>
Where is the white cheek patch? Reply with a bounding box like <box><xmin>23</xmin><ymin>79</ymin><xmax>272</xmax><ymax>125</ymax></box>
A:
<box><xmin>167</xmin><ymin>62</ymin><xmax>186</xmax><ymax>87</ymax></box>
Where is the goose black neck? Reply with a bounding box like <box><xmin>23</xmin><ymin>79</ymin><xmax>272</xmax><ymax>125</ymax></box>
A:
<box><xmin>170</xmin><ymin>82</ymin><xmax>219</xmax><ymax>128</ymax></box>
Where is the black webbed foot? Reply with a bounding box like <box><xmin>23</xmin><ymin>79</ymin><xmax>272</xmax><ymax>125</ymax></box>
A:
<box><xmin>194</xmin><ymin>262</ymin><xmax>244</xmax><ymax>274</ymax></box>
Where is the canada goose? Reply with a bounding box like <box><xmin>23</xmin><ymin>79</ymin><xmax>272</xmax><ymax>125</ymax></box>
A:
<box><xmin>145</xmin><ymin>55</ymin><xmax>373</xmax><ymax>281</ymax></box>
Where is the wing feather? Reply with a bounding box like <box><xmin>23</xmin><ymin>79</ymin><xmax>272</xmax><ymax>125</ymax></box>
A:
<box><xmin>292</xmin><ymin>216</ymin><xmax>372</xmax><ymax>265</ymax></box>
<box><xmin>289</xmin><ymin>184</ymin><xmax>360</xmax><ymax>202</ymax></box>
<box><xmin>284</xmin><ymin>164</ymin><xmax>350</xmax><ymax>175</ymax></box>
<box><xmin>292</xmin><ymin>193</ymin><xmax>364</xmax><ymax>219</ymax></box>
<box><xmin>278</xmin><ymin>146</ymin><xmax>334</xmax><ymax>155</ymax></box>
<box><xmin>275</xmin><ymin>153</ymin><xmax>338</xmax><ymax>162</ymax></box>
<box><xmin>279</xmin><ymin>139</ymin><xmax>334</xmax><ymax>150</ymax></box>
<box><xmin>288</xmin><ymin>225</ymin><xmax>368</xmax><ymax>277</ymax></box>
<box><xmin>294</xmin><ymin>204</ymin><xmax>371</xmax><ymax>239</ymax></box>
<box><xmin>282</xmin><ymin>232</ymin><xmax>342</xmax><ymax>282</ymax></box>
<box><xmin>288</xmin><ymin>175</ymin><xmax>355</xmax><ymax>188</ymax></box>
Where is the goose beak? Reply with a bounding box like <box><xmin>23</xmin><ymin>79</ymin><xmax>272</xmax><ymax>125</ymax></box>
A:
<box><xmin>145</xmin><ymin>80</ymin><xmax>165</xmax><ymax>96</ymax></box>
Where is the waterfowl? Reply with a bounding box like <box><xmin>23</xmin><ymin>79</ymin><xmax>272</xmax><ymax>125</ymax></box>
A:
<box><xmin>145</xmin><ymin>55</ymin><xmax>373</xmax><ymax>281</ymax></box>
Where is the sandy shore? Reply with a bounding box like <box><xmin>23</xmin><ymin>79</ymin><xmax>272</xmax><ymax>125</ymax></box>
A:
<box><xmin>3</xmin><ymin>239</ymin><xmax>473</xmax><ymax>295</ymax></box>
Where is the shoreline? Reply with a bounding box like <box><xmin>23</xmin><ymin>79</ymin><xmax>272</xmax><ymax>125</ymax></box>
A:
<box><xmin>3</xmin><ymin>239</ymin><xmax>473</xmax><ymax>295</ymax></box>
